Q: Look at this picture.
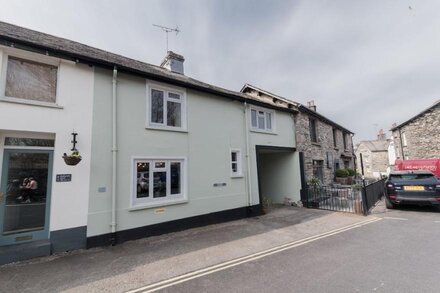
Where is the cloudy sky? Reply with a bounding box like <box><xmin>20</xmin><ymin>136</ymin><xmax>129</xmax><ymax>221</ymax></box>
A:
<box><xmin>1</xmin><ymin>0</ymin><xmax>439</xmax><ymax>142</ymax></box>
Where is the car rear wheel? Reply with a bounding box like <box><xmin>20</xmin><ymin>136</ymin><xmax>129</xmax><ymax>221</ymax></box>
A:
<box><xmin>385</xmin><ymin>197</ymin><xmax>394</xmax><ymax>209</ymax></box>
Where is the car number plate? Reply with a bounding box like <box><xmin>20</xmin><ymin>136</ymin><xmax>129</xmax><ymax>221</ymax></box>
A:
<box><xmin>403</xmin><ymin>186</ymin><xmax>424</xmax><ymax>191</ymax></box>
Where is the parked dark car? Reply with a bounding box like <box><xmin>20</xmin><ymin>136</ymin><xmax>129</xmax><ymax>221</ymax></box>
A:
<box><xmin>385</xmin><ymin>171</ymin><xmax>440</xmax><ymax>210</ymax></box>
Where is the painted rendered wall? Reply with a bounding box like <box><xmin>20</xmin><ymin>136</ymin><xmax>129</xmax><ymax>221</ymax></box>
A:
<box><xmin>87</xmin><ymin>68</ymin><xmax>299</xmax><ymax>237</ymax></box>
<box><xmin>258</xmin><ymin>152</ymin><xmax>300</xmax><ymax>204</ymax></box>
<box><xmin>248</xmin><ymin>110</ymin><xmax>299</xmax><ymax>205</ymax></box>
<box><xmin>0</xmin><ymin>47</ymin><xmax>94</xmax><ymax>232</ymax></box>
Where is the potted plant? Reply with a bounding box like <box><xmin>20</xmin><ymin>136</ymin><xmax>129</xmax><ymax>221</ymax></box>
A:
<box><xmin>63</xmin><ymin>150</ymin><xmax>82</xmax><ymax>166</ymax></box>
<box><xmin>335</xmin><ymin>168</ymin><xmax>349</xmax><ymax>185</ymax></box>
<box><xmin>346</xmin><ymin>168</ymin><xmax>356</xmax><ymax>185</ymax></box>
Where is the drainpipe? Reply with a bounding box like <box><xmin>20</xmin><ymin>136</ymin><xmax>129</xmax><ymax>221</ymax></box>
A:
<box><xmin>243</xmin><ymin>102</ymin><xmax>252</xmax><ymax>209</ymax></box>
<box><xmin>398</xmin><ymin>128</ymin><xmax>405</xmax><ymax>160</ymax></box>
<box><xmin>110</xmin><ymin>66</ymin><xmax>118</xmax><ymax>245</ymax></box>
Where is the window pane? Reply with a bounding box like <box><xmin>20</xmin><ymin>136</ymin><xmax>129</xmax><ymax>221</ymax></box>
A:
<box><xmin>266</xmin><ymin>113</ymin><xmax>272</xmax><ymax>129</ymax></box>
<box><xmin>251</xmin><ymin>110</ymin><xmax>257</xmax><ymax>127</ymax></box>
<box><xmin>231</xmin><ymin>152</ymin><xmax>237</xmax><ymax>162</ymax></box>
<box><xmin>167</xmin><ymin>101</ymin><xmax>182</xmax><ymax>127</ymax></box>
<box><xmin>232</xmin><ymin>162</ymin><xmax>238</xmax><ymax>173</ymax></box>
<box><xmin>5</xmin><ymin>57</ymin><xmax>57</xmax><ymax>103</ymax></box>
<box><xmin>153</xmin><ymin>171</ymin><xmax>167</xmax><ymax>198</ymax></box>
<box><xmin>168</xmin><ymin>92</ymin><xmax>180</xmax><ymax>100</ymax></box>
<box><xmin>258</xmin><ymin>116</ymin><xmax>265</xmax><ymax>129</ymax></box>
<box><xmin>136</xmin><ymin>162</ymin><xmax>149</xmax><ymax>198</ymax></box>
<box><xmin>170</xmin><ymin>162</ymin><xmax>181</xmax><ymax>195</ymax></box>
<box><xmin>4</xmin><ymin>137</ymin><xmax>54</xmax><ymax>147</ymax></box>
<box><xmin>4</xmin><ymin>153</ymin><xmax>49</xmax><ymax>234</ymax></box>
<box><xmin>151</xmin><ymin>89</ymin><xmax>164</xmax><ymax>123</ymax></box>
<box><xmin>155</xmin><ymin>162</ymin><xmax>165</xmax><ymax>169</ymax></box>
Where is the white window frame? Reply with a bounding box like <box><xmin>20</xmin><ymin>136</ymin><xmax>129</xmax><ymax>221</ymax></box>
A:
<box><xmin>249</xmin><ymin>106</ymin><xmax>276</xmax><ymax>133</ymax></box>
<box><xmin>131</xmin><ymin>156</ymin><xmax>187</xmax><ymax>209</ymax></box>
<box><xmin>146</xmin><ymin>81</ymin><xmax>187</xmax><ymax>132</ymax></box>
<box><xmin>230</xmin><ymin>148</ymin><xmax>243</xmax><ymax>178</ymax></box>
<box><xmin>0</xmin><ymin>46</ymin><xmax>62</xmax><ymax>108</ymax></box>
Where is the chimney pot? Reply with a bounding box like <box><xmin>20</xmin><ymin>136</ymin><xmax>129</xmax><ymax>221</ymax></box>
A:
<box><xmin>160</xmin><ymin>51</ymin><xmax>185</xmax><ymax>74</ymax></box>
<box><xmin>307</xmin><ymin>100</ymin><xmax>317</xmax><ymax>111</ymax></box>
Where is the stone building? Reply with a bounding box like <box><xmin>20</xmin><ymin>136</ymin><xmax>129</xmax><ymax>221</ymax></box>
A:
<box><xmin>354</xmin><ymin>130</ymin><xmax>391</xmax><ymax>179</ymax></box>
<box><xmin>391</xmin><ymin>100</ymin><xmax>440</xmax><ymax>160</ymax></box>
<box><xmin>241</xmin><ymin>84</ymin><xmax>355</xmax><ymax>186</ymax></box>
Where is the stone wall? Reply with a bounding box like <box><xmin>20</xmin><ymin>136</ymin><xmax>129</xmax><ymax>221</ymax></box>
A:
<box><xmin>393</xmin><ymin>104</ymin><xmax>440</xmax><ymax>159</ymax></box>
<box><xmin>295</xmin><ymin>111</ymin><xmax>354</xmax><ymax>186</ymax></box>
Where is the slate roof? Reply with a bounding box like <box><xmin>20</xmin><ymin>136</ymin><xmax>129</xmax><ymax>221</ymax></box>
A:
<box><xmin>390</xmin><ymin>100</ymin><xmax>440</xmax><ymax>131</ymax></box>
<box><xmin>241</xmin><ymin>83</ymin><xmax>354</xmax><ymax>134</ymax></box>
<box><xmin>0</xmin><ymin>21</ymin><xmax>295</xmax><ymax>113</ymax></box>
<box><xmin>358</xmin><ymin>140</ymin><xmax>390</xmax><ymax>152</ymax></box>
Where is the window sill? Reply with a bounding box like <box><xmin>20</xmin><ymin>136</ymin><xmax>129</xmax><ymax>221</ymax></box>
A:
<box><xmin>129</xmin><ymin>198</ymin><xmax>188</xmax><ymax>211</ymax></box>
<box><xmin>231</xmin><ymin>174</ymin><xmax>244</xmax><ymax>178</ymax></box>
<box><xmin>334</xmin><ymin>147</ymin><xmax>339</xmax><ymax>151</ymax></box>
<box><xmin>311</xmin><ymin>142</ymin><xmax>321</xmax><ymax>147</ymax></box>
<box><xmin>250</xmin><ymin>129</ymin><xmax>277</xmax><ymax>135</ymax></box>
<box><xmin>146</xmin><ymin>125</ymin><xmax>188</xmax><ymax>133</ymax></box>
<box><xmin>0</xmin><ymin>96</ymin><xmax>63</xmax><ymax>109</ymax></box>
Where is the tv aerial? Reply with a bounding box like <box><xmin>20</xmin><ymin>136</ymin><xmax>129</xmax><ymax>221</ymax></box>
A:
<box><xmin>153</xmin><ymin>24</ymin><xmax>180</xmax><ymax>52</ymax></box>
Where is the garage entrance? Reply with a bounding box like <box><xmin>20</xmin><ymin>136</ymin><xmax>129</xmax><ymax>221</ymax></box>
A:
<box><xmin>256</xmin><ymin>146</ymin><xmax>299</xmax><ymax>210</ymax></box>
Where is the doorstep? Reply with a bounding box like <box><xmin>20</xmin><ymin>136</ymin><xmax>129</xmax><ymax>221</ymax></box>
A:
<box><xmin>0</xmin><ymin>239</ymin><xmax>51</xmax><ymax>265</ymax></box>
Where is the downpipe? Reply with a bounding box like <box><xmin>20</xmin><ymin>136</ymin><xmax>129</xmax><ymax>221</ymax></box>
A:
<box><xmin>243</xmin><ymin>102</ymin><xmax>253</xmax><ymax>214</ymax></box>
<box><xmin>110</xmin><ymin>66</ymin><xmax>118</xmax><ymax>245</ymax></box>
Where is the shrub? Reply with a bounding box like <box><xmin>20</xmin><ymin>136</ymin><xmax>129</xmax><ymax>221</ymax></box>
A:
<box><xmin>335</xmin><ymin>168</ymin><xmax>349</xmax><ymax>177</ymax></box>
<box><xmin>346</xmin><ymin>168</ymin><xmax>356</xmax><ymax>176</ymax></box>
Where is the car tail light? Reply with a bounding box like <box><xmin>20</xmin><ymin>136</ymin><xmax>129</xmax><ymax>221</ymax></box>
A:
<box><xmin>436</xmin><ymin>197</ymin><xmax>440</xmax><ymax>201</ymax></box>
<box><xmin>389</xmin><ymin>195</ymin><xmax>397</xmax><ymax>199</ymax></box>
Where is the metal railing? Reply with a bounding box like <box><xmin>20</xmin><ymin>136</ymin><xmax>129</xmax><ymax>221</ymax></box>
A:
<box><xmin>305</xmin><ymin>186</ymin><xmax>364</xmax><ymax>214</ymax></box>
<box><xmin>304</xmin><ymin>178</ymin><xmax>386</xmax><ymax>215</ymax></box>
<box><xmin>361</xmin><ymin>178</ymin><xmax>386</xmax><ymax>215</ymax></box>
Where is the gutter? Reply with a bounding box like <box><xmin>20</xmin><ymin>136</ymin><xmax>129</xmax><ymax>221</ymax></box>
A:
<box><xmin>110</xmin><ymin>66</ymin><xmax>118</xmax><ymax>245</ymax></box>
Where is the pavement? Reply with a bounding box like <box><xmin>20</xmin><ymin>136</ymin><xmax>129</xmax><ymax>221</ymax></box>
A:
<box><xmin>0</xmin><ymin>205</ymin><xmax>372</xmax><ymax>293</ymax></box>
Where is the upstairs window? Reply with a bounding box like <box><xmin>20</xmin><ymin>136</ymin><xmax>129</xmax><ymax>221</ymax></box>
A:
<box><xmin>332</xmin><ymin>128</ymin><xmax>337</xmax><ymax>148</ymax></box>
<box><xmin>230</xmin><ymin>149</ymin><xmax>242</xmax><ymax>177</ymax></box>
<box><xmin>250</xmin><ymin>107</ymin><xmax>274</xmax><ymax>132</ymax></box>
<box><xmin>309</xmin><ymin>118</ymin><xmax>318</xmax><ymax>143</ymax></box>
<box><xmin>5</xmin><ymin>57</ymin><xmax>57</xmax><ymax>103</ymax></box>
<box><xmin>343</xmin><ymin>133</ymin><xmax>348</xmax><ymax>150</ymax></box>
<box><xmin>147</xmin><ymin>84</ymin><xmax>186</xmax><ymax>130</ymax></box>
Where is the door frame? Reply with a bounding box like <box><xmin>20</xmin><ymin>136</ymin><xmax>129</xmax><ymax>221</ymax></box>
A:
<box><xmin>0</xmin><ymin>149</ymin><xmax>54</xmax><ymax>246</ymax></box>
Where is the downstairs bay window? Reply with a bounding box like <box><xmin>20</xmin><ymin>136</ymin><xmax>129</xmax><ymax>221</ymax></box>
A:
<box><xmin>132</xmin><ymin>158</ymin><xmax>186</xmax><ymax>208</ymax></box>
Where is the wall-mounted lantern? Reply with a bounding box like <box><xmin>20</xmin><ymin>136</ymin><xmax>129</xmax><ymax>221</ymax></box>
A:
<box><xmin>62</xmin><ymin>132</ymin><xmax>82</xmax><ymax>166</ymax></box>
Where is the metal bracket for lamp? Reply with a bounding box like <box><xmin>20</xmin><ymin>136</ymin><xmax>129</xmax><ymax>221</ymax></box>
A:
<box><xmin>62</xmin><ymin>132</ymin><xmax>82</xmax><ymax>166</ymax></box>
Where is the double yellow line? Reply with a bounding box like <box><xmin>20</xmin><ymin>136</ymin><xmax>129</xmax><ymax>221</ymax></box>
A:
<box><xmin>127</xmin><ymin>217</ymin><xmax>381</xmax><ymax>293</ymax></box>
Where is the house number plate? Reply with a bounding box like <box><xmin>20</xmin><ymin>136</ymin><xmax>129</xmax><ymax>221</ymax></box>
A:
<box><xmin>56</xmin><ymin>174</ymin><xmax>72</xmax><ymax>182</ymax></box>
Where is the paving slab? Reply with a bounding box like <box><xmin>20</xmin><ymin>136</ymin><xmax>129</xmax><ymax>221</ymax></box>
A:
<box><xmin>0</xmin><ymin>206</ymin><xmax>371</xmax><ymax>293</ymax></box>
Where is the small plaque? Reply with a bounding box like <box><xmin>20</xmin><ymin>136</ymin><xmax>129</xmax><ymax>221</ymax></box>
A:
<box><xmin>56</xmin><ymin>174</ymin><xmax>72</xmax><ymax>182</ymax></box>
<box><xmin>154</xmin><ymin>208</ymin><xmax>165</xmax><ymax>214</ymax></box>
<box><xmin>213</xmin><ymin>183</ymin><xmax>227</xmax><ymax>187</ymax></box>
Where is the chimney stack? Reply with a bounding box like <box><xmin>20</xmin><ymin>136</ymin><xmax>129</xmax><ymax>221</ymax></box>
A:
<box><xmin>377</xmin><ymin>129</ymin><xmax>386</xmax><ymax>140</ymax></box>
<box><xmin>160</xmin><ymin>51</ymin><xmax>185</xmax><ymax>74</ymax></box>
<box><xmin>307</xmin><ymin>100</ymin><xmax>317</xmax><ymax>111</ymax></box>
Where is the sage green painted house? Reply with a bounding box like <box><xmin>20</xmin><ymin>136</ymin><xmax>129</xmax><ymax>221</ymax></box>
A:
<box><xmin>0</xmin><ymin>21</ymin><xmax>302</xmax><ymax>258</ymax></box>
<box><xmin>87</xmin><ymin>58</ymin><xmax>302</xmax><ymax>245</ymax></box>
